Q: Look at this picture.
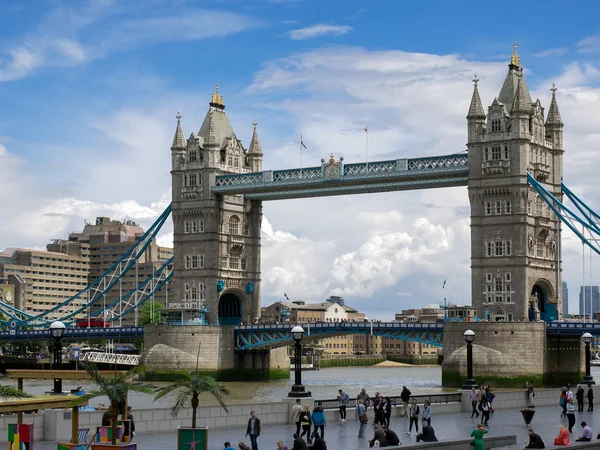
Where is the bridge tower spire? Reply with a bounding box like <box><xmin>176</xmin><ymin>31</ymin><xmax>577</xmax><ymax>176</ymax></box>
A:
<box><xmin>248</xmin><ymin>118</ymin><xmax>263</xmax><ymax>172</ymax></box>
<box><xmin>467</xmin><ymin>73</ymin><xmax>486</xmax><ymax>142</ymax></box>
<box><xmin>170</xmin><ymin>85</ymin><xmax>262</xmax><ymax>326</ymax></box>
<box><xmin>468</xmin><ymin>44</ymin><xmax>563</xmax><ymax>323</ymax></box>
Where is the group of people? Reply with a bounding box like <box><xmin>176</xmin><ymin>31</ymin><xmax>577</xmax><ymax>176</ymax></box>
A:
<box><xmin>523</xmin><ymin>421</ymin><xmax>595</xmax><ymax>448</ymax></box>
<box><xmin>559</xmin><ymin>384</ymin><xmax>594</xmax><ymax>433</ymax></box>
<box><xmin>467</xmin><ymin>385</ymin><xmax>496</xmax><ymax>426</ymax></box>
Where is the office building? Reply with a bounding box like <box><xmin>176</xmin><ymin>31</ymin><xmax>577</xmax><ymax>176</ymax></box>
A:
<box><xmin>579</xmin><ymin>286</ymin><xmax>600</xmax><ymax>317</ymax></box>
<box><xmin>562</xmin><ymin>281</ymin><xmax>569</xmax><ymax>316</ymax></box>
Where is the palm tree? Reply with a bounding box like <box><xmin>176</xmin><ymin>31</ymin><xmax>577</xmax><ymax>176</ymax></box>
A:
<box><xmin>154</xmin><ymin>372</ymin><xmax>230</xmax><ymax>428</ymax></box>
<box><xmin>68</xmin><ymin>363</ymin><xmax>155</xmax><ymax>445</ymax></box>
<box><xmin>0</xmin><ymin>385</ymin><xmax>33</xmax><ymax>401</ymax></box>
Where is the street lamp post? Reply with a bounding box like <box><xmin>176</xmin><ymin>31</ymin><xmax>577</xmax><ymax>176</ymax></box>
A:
<box><xmin>288</xmin><ymin>325</ymin><xmax>310</xmax><ymax>397</ymax></box>
<box><xmin>582</xmin><ymin>332</ymin><xmax>596</xmax><ymax>385</ymax></box>
<box><xmin>50</xmin><ymin>321</ymin><xmax>66</xmax><ymax>394</ymax></box>
<box><xmin>462</xmin><ymin>329</ymin><xmax>477</xmax><ymax>390</ymax></box>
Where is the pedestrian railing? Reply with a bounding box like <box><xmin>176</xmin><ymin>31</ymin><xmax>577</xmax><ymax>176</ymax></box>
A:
<box><xmin>315</xmin><ymin>393</ymin><xmax>462</xmax><ymax>410</ymax></box>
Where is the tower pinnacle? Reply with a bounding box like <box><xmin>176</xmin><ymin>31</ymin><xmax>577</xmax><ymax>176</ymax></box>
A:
<box><xmin>511</xmin><ymin>76</ymin><xmax>530</xmax><ymax>114</ymax></box>
<box><xmin>510</xmin><ymin>41</ymin><xmax>521</xmax><ymax>68</ymax></box>
<box><xmin>171</xmin><ymin>111</ymin><xmax>186</xmax><ymax>150</ymax></box>
<box><xmin>467</xmin><ymin>73</ymin><xmax>486</xmax><ymax>119</ymax></box>
<box><xmin>210</xmin><ymin>82</ymin><xmax>224</xmax><ymax>108</ymax></box>
<box><xmin>248</xmin><ymin>117</ymin><xmax>263</xmax><ymax>156</ymax></box>
<box><xmin>546</xmin><ymin>82</ymin><xmax>563</xmax><ymax>127</ymax></box>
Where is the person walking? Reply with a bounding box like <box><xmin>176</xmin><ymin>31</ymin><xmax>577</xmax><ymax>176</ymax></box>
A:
<box><xmin>576</xmin><ymin>421</ymin><xmax>593</xmax><ymax>442</ymax></box>
<box><xmin>553</xmin><ymin>424</ymin><xmax>571</xmax><ymax>446</ymax></box>
<box><xmin>311</xmin><ymin>401</ymin><xmax>326</xmax><ymax>441</ymax></box>
<box><xmin>357</xmin><ymin>388</ymin><xmax>370</xmax><ymax>410</ymax></box>
<box><xmin>524</xmin><ymin>428</ymin><xmax>545</xmax><ymax>448</ymax></box>
<box><xmin>469</xmin><ymin>423</ymin><xmax>488</xmax><ymax>450</ymax></box>
<box><xmin>290</xmin><ymin>399</ymin><xmax>302</xmax><ymax>436</ymax></box>
<box><xmin>422</xmin><ymin>400</ymin><xmax>431</xmax><ymax>426</ymax></box>
<box><xmin>407</xmin><ymin>398</ymin><xmax>420</xmax><ymax>435</ymax></box>
<box><xmin>576</xmin><ymin>385</ymin><xmax>585</xmax><ymax>412</ymax></box>
<box><xmin>400</xmin><ymin>386</ymin><xmax>411</xmax><ymax>417</ymax></box>
<box><xmin>245</xmin><ymin>411</ymin><xmax>261</xmax><ymax>450</ymax></box>
<box><xmin>357</xmin><ymin>399</ymin><xmax>368</xmax><ymax>438</ymax></box>
<box><xmin>485</xmin><ymin>388</ymin><xmax>495</xmax><ymax>414</ymax></box>
<box><xmin>527</xmin><ymin>380</ymin><xmax>535</xmax><ymax>408</ymax></box>
<box><xmin>374</xmin><ymin>395</ymin><xmax>384</xmax><ymax>426</ymax></box>
<box><xmin>559</xmin><ymin>388</ymin><xmax>567</xmax><ymax>418</ymax></box>
<box><xmin>566</xmin><ymin>399</ymin><xmax>576</xmax><ymax>433</ymax></box>
<box><xmin>587</xmin><ymin>384</ymin><xmax>594</xmax><ymax>411</ymax></box>
<box><xmin>481</xmin><ymin>398</ymin><xmax>491</xmax><ymax>426</ymax></box>
<box><xmin>299</xmin><ymin>404</ymin><xmax>312</xmax><ymax>444</ymax></box>
<box><xmin>337</xmin><ymin>389</ymin><xmax>349</xmax><ymax>421</ymax></box>
<box><xmin>468</xmin><ymin>387</ymin><xmax>479</xmax><ymax>418</ymax></box>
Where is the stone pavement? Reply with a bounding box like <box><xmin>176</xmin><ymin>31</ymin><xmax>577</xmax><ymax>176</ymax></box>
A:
<box><xmin>33</xmin><ymin>404</ymin><xmax>600</xmax><ymax>449</ymax></box>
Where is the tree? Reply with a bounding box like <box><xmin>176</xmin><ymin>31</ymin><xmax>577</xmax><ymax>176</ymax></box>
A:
<box><xmin>0</xmin><ymin>385</ymin><xmax>33</xmax><ymax>401</ymax></box>
<box><xmin>139</xmin><ymin>301</ymin><xmax>164</xmax><ymax>326</ymax></box>
<box><xmin>68</xmin><ymin>364</ymin><xmax>155</xmax><ymax>445</ymax></box>
<box><xmin>154</xmin><ymin>372</ymin><xmax>230</xmax><ymax>428</ymax></box>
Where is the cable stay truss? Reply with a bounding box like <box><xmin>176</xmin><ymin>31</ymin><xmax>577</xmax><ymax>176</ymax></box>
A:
<box><xmin>528</xmin><ymin>173</ymin><xmax>600</xmax><ymax>255</ymax></box>
<box><xmin>0</xmin><ymin>204</ymin><xmax>173</xmax><ymax>328</ymax></box>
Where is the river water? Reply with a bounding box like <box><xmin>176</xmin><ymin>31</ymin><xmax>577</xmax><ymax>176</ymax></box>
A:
<box><xmin>5</xmin><ymin>366</ymin><xmax>600</xmax><ymax>409</ymax></box>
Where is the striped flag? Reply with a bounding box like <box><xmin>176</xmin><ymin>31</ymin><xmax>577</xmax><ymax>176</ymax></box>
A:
<box><xmin>284</xmin><ymin>292</ymin><xmax>290</xmax><ymax>300</ymax></box>
<box><xmin>442</xmin><ymin>279</ymin><xmax>447</xmax><ymax>289</ymax></box>
<box><xmin>300</xmin><ymin>135</ymin><xmax>307</xmax><ymax>149</ymax></box>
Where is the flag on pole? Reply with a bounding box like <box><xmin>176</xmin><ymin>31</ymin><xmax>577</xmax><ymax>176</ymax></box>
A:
<box><xmin>300</xmin><ymin>135</ymin><xmax>307</xmax><ymax>149</ymax></box>
<box><xmin>442</xmin><ymin>279</ymin><xmax>447</xmax><ymax>289</ymax></box>
<box><xmin>364</xmin><ymin>127</ymin><xmax>368</xmax><ymax>133</ymax></box>
<box><xmin>284</xmin><ymin>292</ymin><xmax>290</xmax><ymax>300</ymax></box>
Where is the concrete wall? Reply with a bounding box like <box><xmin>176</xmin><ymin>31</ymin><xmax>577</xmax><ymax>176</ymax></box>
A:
<box><xmin>0</xmin><ymin>414</ymin><xmax>44</xmax><ymax>441</ymax></box>
<box><xmin>442</xmin><ymin>322</ymin><xmax>547</xmax><ymax>386</ymax></box>
<box><xmin>545</xmin><ymin>334</ymin><xmax>585</xmax><ymax>385</ymax></box>
<box><xmin>142</xmin><ymin>324</ymin><xmax>290</xmax><ymax>374</ymax></box>
<box><xmin>393</xmin><ymin>435</ymin><xmax>516</xmax><ymax>449</ymax></box>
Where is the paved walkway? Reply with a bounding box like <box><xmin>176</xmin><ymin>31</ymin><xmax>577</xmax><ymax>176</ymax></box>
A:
<box><xmin>33</xmin><ymin>405</ymin><xmax>600</xmax><ymax>449</ymax></box>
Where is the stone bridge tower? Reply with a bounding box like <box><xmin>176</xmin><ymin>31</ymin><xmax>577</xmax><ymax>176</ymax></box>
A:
<box><xmin>170</xmin><ymin>84</ymin><xmax>263</xmax><ymax>325</ymax></box>
<box><xmin>468</xmin><ymin>44</ymin><xmax>564</xmax><ymax>322</ymax></box>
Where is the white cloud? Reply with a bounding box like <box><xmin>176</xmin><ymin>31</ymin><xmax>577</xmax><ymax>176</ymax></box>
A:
<box><xmin>533</xmin><ymin>47</ymin><xmax>568</xmax><ymax>58</ymax></box>
<box><xmin>577</xmin><ymin>35</ymin><xmax>600</xmax><ymax>54</ymax></box>
<box><xmin>288</xmin><ymin>24</ymin><xmax>353</xmax><ymax>40</ymax></box>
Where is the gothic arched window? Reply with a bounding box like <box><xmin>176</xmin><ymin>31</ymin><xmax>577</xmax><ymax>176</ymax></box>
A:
<box><xmin>229</xmin><ymin>216</ymin><xmax>240</xmax><ymax>235</ymax></box>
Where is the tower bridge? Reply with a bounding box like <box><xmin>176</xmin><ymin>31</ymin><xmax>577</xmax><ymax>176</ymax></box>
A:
<box><xmin>2</xmin><ymin>45</ymin><xmax>599</xmax><ymax>386</ymax></box>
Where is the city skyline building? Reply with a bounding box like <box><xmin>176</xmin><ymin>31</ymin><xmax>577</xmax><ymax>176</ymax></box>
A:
<box><xmin>579</xmin><ymin>285</ymin><xmax>600</xmax><ymax>317</ymax></box>
<box><xmin>562</xmin><ymin>281</ymin><xmax>568</xmax><ymax>316</ymax></box>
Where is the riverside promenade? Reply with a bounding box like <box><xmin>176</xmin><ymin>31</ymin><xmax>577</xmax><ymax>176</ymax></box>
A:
<box><xmin>32</xmin><ymin>403</ymin><xmax>600</xmax><ymax>450</ymax></box>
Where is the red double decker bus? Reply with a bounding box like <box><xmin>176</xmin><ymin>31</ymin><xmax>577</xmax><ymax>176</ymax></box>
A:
<box><xmin>75</xmin><ymin>318</ymin><xmax>110</xmax><ymax>328</ymax></box>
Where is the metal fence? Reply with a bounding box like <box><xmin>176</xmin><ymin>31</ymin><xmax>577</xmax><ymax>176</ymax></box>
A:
<box><xmin>315</xmin><ymin>393</ymin><xmax>462</xmax><ymax>410</ymax></box>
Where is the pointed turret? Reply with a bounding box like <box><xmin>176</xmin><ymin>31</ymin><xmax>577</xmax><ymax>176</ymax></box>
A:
<box><xmin>498</xmin><ymin>42</ymin><xmax>533</xmax><ymax>108</ymax></box>
<box><xmin>171</xmin><ymin>111</ymin><xmax>186</xmax><ymax>150</ymax></box>
<box><xmin>248</xmin><ymin>118</ymin><xmax>263</xmax><ymax>172</ymax></box>
<box><xmin>511</xmin><ymin>76</ymin><xmax>530</xmax><ymax>114</ymax></box>
<box><xmin>248</xmin><ymin>118</ymin><xmax>263</xmax><ymax>155</ymax></box>
<box><xmin>204</xmin><ymin>110</ymin><xmax>218</xmax><ymax>146</ymax></box>
<box><xmin>467</xmin><ymin>74</ymin><xmax>486</xmax><ymax>119</ymax></box>
<box><xmin>546</xmin><ymin>83</ymin><xmax>563</xmax><ymax>127</ymax></box>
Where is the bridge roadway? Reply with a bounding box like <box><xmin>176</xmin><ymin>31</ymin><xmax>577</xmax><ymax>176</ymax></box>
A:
<box><xmin>0</xmin><ymin>321</ymin><xmax>596</xmax><ymax>347</ymax></box>
<box><xmin>212</xmin><ymin>154</ymin><xmax>469</xmax><ymax>200</ymax></box>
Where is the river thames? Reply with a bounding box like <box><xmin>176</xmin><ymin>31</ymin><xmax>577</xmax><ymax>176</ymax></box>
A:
<box><xmin>2</xmin><ymin>366</ymin><xmax>444</xmax><ymax>408</ymax></box>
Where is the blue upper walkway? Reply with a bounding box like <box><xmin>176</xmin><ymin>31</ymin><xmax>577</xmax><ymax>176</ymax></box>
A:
<box><xmin>213</xmin><ymin>154</ymin><xmax>468</xmax><ymax>200</ymax></box>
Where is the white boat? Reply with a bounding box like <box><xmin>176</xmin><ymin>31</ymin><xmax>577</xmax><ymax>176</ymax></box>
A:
<box><xmin>591</xmin><ymin>359</ymin><xmax>600</xmax><ymax>366</ymax></box>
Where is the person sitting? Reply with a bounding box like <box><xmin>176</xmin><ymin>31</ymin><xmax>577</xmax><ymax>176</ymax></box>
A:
<box><xmin>223</xmin><ymin>442</ymin><xmax>235</xmax><ymax>450</ymax></box>
<box><xmin>238</xmin><ymin>443</ymin><xmax>251</xmax><ymax>450</ymax></box>
<box><xmin>576</xmin><ymin>421</ymin><xmax>593</xmax><ymax>442</ymax></box>
<box><xmin>382</xmin><ymin>426</ymin><xmax>399</xmax><ymax>446</ymax></box>
<box><xmin>525</xmin><ymin>428</ymin><xmax>545</xmax><ymax>449</ymax></box>
<box><xmin>553</xmin><ymin>424</ymin><xmax>571</xmax><ymax>446</ymax></box>
<box><xmin>101</xmin><ymin>406</ymin><xmax>112</xmax><ymax>426</ymax></box>
<box><xmin>311</xmin><ymin>433</ymin><xmax>327</xmax><ymax>450</ymax></box>
<box><xmin>292</xmin><ymin>433</ymin><xmax>308</xmax><ymax>450</ymax></box>
<box><xmin>416</xmin><ymin>421</ymin><xmax>438</xmax><ymax>442</ymax></box>
<box><xmin>369</xmin><ymin>425</ymin><xmax>388</xmax><ymax>447</ymax></box>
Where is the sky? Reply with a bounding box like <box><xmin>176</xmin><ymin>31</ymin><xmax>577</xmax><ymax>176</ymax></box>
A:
<box><xmin>2</xmin><ymin>0</ymin><xmax>600</xmax><ymax>318</ymax></box>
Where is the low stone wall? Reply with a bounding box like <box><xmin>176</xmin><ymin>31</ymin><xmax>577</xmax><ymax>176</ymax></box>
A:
<box><xmin>392</xmin><ymin>434</ymin><xmax>517</xmax><ymax>449</ymax></box>
<box><xmin>460</xmin><ymin>387</ymin><xmax>564</xmax><ymax>411</ymax></box>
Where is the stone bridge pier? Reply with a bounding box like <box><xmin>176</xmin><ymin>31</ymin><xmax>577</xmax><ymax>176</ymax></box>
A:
<box><xmin>141</xmin><ymin>324</ymin><xmax>290</xmax><ymax>380</ymax></box>
<box><xmin>442</xmin><ymin>322</ymin><xmax>584</xmax><ymax>388</ymax></box>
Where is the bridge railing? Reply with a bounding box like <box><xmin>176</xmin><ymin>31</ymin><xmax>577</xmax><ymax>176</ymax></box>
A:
<box><xmin>235</xmin><ymin>322</ymin><xmax>444</xmax><ymax>331</ymax></box>
<box><xmin>315</xmin><ymin>393</ymin><xmax>462</xmax><ymax>410</ymax></box>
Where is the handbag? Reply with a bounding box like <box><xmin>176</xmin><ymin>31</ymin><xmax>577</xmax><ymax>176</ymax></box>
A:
<box><xmin>360</xmin><ymin>412</ymin><xmax>368</xmax><ymax>423</ymax></box>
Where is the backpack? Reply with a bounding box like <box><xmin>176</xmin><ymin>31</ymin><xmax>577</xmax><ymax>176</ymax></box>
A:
<box><xmin>559</xmin><ymin>395</ymin><xmax>565</xmax><ymax>407</ymax></box>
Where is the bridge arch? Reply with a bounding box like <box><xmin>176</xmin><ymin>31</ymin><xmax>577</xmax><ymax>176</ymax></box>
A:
<box><xmin>218</xmin><ymin>289</ymin><xmax>248</xmax><ymax>325</ymax></box>
<box><xmin>492</xmin><ymin>307</ymin><xmax>506</xmax><ymax>322</ymax></box>
<box><xmin>531</xmin><ymin>278</ymin><xmax>556</xmax><ymax>321</ymax></box>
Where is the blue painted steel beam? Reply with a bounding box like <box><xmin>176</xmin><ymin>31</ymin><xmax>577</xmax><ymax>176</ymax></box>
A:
<box><xmin>214</xmin><ymin>154</ymin><xmax>468</xmax><ymax>200</ymax></box>
<box><xmin>234</xmin><ymin>322</ymin><xmax>445</xmax><ymax>351</ymax></box>
<box><xmin>0</xmin><ymin>327</ymin><xmax>144</xmax><ymax>341</ymax></box>
<box><xmin>546</xmin><ymin>322</ymin><xmax>600</xmax><ymax>335</ymax></box>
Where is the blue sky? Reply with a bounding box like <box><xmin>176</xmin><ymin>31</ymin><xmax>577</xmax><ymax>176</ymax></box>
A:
<box><xmin>2</xmin><ymin>0</ymin><xmax>600</xmax><ymax>317</ymax></box>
